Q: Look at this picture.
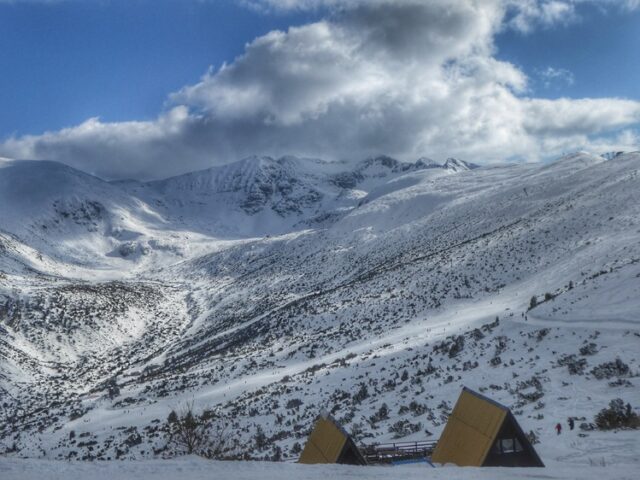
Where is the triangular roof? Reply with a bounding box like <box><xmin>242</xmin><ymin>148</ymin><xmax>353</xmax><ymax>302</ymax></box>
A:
<box><xmin>431</xmin><ymin>387</ymin><xmax>544</xmax><ymax>467</ymax></box>
<box><xmin>298</xmin><ymin>411</ymin><xmax>366</xmax><ymax>465</ymax></box>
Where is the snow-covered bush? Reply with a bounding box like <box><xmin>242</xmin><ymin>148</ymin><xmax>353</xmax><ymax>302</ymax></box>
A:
<box><xmin>369</xmin><ymin>404</ymin><xmax>390</xmax><ymax>425</ymax></box>
<box><xmin>388</xmin><ymin>419</ymin><xmax>422</xmax><ymax>438</ymax></box>
<box><xmin>557</xmin><ymin>354</ymin><xmax>587</xmax><ymax>375</ymax></box>
<box><xmin>594</xmin><ymin>399</ymin><xmax>639</xmax><ymax>430</ymax></box>
<box><xmin>579</xmin><ymin>342</ymin><xmax>598</xmax><ymax>356</ymax></box>
<box><xmin>591</xmin><ymin>359</ymin><xmax>630</xmax><ymax>380</ymax></box>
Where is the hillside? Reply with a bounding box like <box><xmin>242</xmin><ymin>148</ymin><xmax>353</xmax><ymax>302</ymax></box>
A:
<box><xmin>0</xmin><ymin>152</ymin><xmax>638</xmax><ymax>466</ymax></box>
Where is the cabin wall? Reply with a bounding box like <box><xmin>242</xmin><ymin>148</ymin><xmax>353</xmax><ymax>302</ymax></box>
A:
<box><xmin>482</xmin><ymin>415</ymin><xmax>544</xmax><ymax>467</ymax></box>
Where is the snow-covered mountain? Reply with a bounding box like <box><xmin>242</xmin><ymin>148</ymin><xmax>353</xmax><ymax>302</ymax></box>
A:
<box><xmin>0</xmin><ymin>152</ymin><xmax>638</xmax><ymax>466</ymax></box>
<box><xmin>111</xmin><ymin>155</ymin><xmax>459</xmax><ymax>238</ymax></box>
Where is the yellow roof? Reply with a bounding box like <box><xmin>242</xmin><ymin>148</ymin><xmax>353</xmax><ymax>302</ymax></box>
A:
<box><xmin>431</xmin><ymin>388</ymin><xmax>507</xmax><ymax>466</ymax></box>
<box><xmin>299</xmin><ymin>415</ymin><xmax>348</xmax><ymax>464</ymax></box>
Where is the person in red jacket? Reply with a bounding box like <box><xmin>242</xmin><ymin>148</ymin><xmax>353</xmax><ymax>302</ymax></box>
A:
<box><xmin>555</xmin><ymin>423</ymin><xmax>562</xmax><ymax>435</ymax></box>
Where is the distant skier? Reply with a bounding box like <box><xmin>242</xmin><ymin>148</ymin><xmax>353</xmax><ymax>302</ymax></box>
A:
<box><xmin>568</xmin><ymin>418</ymin><xmax>575</xmax><ymax>430</ymax></box>
<box><xmin>555</xmin><ymin>423</ymin><xmax>562</xmax><ymax>435</ymax></box>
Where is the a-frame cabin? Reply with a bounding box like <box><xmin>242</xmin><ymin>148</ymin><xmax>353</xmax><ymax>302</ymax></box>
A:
<box><xmin>431</xmin><ymin>387</ymin><xmax>544</xmax><ymax>467</ymax></box>
<box><xmin>298</xmin><ymin>411</ymin><xmax>366</xmax><ymax>465</ymax></box>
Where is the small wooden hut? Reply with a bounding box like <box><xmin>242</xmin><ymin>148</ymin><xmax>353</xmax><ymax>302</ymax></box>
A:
<box><xmin>298</xmin><ymin>411</ymin><xmax>366</xmax><ymax>465</ymax></box>
<box><xmin>431</xmin><ymin>387</ymin><xmax>544</xmax><ymax>467</ymax></box>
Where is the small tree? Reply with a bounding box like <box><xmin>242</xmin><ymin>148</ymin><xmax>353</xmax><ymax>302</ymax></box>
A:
<box><xmin>254</xmin><ymin>425</ymin><xmax>268</xmax><ymax>451</ymax></box>
<box><xmin>106</xmin><ymin>378</ymin><xmax>120</xmax><ymax>399</ymax></box>
<box><xmin>529</xmin><ymin>296</ymin><xmax>538</xmax><ymax>310</ymax></box>
<box><xmin>166</xmin><ymin>401</ymin><xmax>229</xmax><ymax>457</ymax></box>
<box><xmin>167</xmin><ymin>402</ymin><xmax>205</xmax><ymax>454</ymax></box>
<box><xmin>369</xmin><ymin>403</ymin><xmax>389</xmax><ymax>425</ymax></box>
<box><xmin>350</xmin><ymin>422</ymin><xmax>364</xmax><ymax>442</ymax></box>
<box><xmin>353</xmin><ymin>383</ymin><xmax>369</xmax><ymax>404</ymax></box>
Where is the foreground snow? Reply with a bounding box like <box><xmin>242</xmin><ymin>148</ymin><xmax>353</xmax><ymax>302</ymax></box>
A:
<box><xmin>0</xmin><ymin>457</ymin><xmax>637</xmax><ymax>480</ymax></box>
<box><xmin>2</xmin><ymin>429</ymin><xmax>638</xmax><ymax>480</ymax></box>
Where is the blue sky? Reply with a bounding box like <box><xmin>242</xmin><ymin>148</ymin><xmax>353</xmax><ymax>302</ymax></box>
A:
<box><xmin>0</xmin><ymin>0</ymin><xmax>316</xmax><ymax>136</ymax></box>
<box><xmin>1</xmin><ymin>0</ymin><xmax>639</xmax><ymax>179</ymax></box>
<box><xmin>497</xmin><ymin>3</ymin><xmax>640</xmax><ymax>100</ymax></box>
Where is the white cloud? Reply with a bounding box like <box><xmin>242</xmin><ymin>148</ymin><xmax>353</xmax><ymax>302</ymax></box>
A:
<box><xmin>1</xmin><ymin>0</ymin><xmax>639</xmax><ymax>179</ymax></box>
<box><xmin>1</xmin><ymin>107</ymin><xmax>201</xmax><ymax>180</ymax></box>
<box><xmin>506</xmin><ymin>0</ymin><xmax>577</xmax><ymax>32</ymax></box>
<box><xmin>504</xmin><ymin>0</ymin><xmax>640</xmax><ymax>32</ymax></box>
<box><xmin>536</xmin><ymin>66</ymin><xmax>575</xmax><ymax>88</ymax></box>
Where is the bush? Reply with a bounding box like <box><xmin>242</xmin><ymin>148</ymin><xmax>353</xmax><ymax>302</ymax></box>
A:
<box><xmin>409</xmin><ymin>401</ymin><xmax>428</xmax><ymax>416</ymax></box>
<box><xmin>594</xmin><ymin>399</ymin><xmax>640</xmax><ymax>430</ymax></box>
<box><xmin>388</xmin><ymin>420</ymin><xmax>422</xmax><ymax>438</ymax></box>
<box><xmin>369</xmin><ymin>403</ymin><xmax>389</xmax><ymax>424</ymax></box>
<box><xmin>557</xmin><ymin>354</ymin><xmax>587</xmax><ymax>375</ymax></box>
<box><xmin>579</xmin><ymin>343</ymin><xmax>598</xmax><ymax>356</ymax></box>
<box><xmin>591</xmin><ymin>358</ymin><xmax>630</xmax><ymax>380</ymax></box>
<box><xmin>286</xmin><ymin>398</ymin><xmax>303</xmax><ymax>410</ymax></box>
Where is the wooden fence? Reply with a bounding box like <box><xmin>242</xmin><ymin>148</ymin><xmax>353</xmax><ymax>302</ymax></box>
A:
<box><xmin>362</xmin><ymin>440</ymin><xmax>437</xmax><ymax>464</ymax></box>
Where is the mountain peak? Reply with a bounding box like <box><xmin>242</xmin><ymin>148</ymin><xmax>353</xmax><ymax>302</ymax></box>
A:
<box><xmin>443</xmin><ymin>157</ymin><xmax>480</xmax><ymax>172</ymax></box>
<box><xmin>415</xmin><ymin>157</ymin><xmax>442</xmax><ymax>168</ymax></box>
<box><xmin>360</xmin><ymin>155</ymin><xmax>402</xmax><ymax>169</ymax></box>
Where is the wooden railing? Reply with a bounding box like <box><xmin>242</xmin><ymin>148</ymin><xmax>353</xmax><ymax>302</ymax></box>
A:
<box><xmin>362</xmin><ymin>440</ymin><xmax>437</xmax><ymax>464</ymax></box>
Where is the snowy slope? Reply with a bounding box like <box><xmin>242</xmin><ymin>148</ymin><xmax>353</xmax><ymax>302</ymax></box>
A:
<box><xmin>0</xmin><ymin>152</ymin><xmax>638</xmax><ymax>467</ymax></box>
<box><xmin>0</xmin><ymin>158</ymin><xmax>181</xmax><ymax>275</ymax></box>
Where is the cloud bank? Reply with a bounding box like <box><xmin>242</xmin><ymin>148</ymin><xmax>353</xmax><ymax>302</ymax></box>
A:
<box><xmin>1</xmin><ymin>0</ymin><xmax>639</xmax><ymax>179</ymax></box>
